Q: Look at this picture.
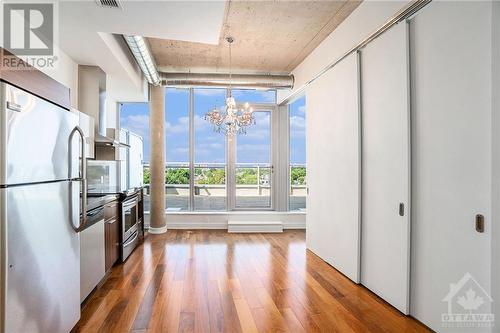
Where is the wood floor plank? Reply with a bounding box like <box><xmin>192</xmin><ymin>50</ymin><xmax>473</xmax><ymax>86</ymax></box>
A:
<box><xmin>164</xmin><ymin>280</ymin><xmax>184</xmax><ymax>332</ymax></box>
<box><xmin>74</xmin><ymin>230</ymin><xmax>431</xmax><ymax>333</ymax></box>
<box><xmin>281</xmin><ymin>307</ymin><xmax>306</xmax><ymax>333</ymax></box>
<box><xmin>233</xmin><ymin>298</ymin><xmax>259</xmax><ymax>333</ymax></box>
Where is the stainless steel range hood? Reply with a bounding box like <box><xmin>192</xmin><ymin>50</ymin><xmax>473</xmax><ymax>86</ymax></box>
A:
<box><xmin>78</xmin><ymin>65</ymin><xmax>129</xmax><ymax>161</ymax></box>
<box><xmin>95</xmin><ymin>131</ymin><xmax>129</xmax><ymax>148</ymax></box>
<box><xmin>95</xmin><ymin>129</ymin><xmax>129</xmax><ymax>161</ymax></box>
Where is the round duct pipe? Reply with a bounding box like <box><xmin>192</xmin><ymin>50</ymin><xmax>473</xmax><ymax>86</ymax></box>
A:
<box><xmin>124</xmin><ymin>35</ymin><xmax>161</xmax><ymax>86</ymax></box>
<box><xmin>160</xmin><ymin>72</ymin><xmax>294</xmax><ymax>90</ymax></box>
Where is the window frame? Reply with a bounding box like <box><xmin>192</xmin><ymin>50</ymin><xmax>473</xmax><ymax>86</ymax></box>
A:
<box><xmin>286</xmin><ymin>94</ymin><xmax>307</xmax><ymax>212</ymax></box>
<box><xmin>230</xmin><ymin>106</ymin><xmax>276</xmax><ymax>211</ymax></box>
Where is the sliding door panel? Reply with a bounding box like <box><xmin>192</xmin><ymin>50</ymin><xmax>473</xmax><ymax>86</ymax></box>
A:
<box><xmin>360</xmin><ymin>22</ymin><xmax>410</xmax><ymax>314</ymax></box>
<box><xmin>409</xmin><ymin>2</ymin><xmax>492</xmax><ymax>330</ymax></box>
<box><xmin>306</xmin><ymin>53</ymin><xmax>361</xmax><ymax>282</ymax></box>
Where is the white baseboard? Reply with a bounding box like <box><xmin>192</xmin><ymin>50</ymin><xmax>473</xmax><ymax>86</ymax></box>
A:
<box><xmin>228</xmin><ymin>221</ymin><xmax>283</xmax><ymax>233</ymax></box>
<box><xmin>283</xmin><ymin>220</ymin><xmax>306</xmax><ymax>229</ymax></box>
<box><xmin>166</xmin><ymin>222</ymin><xmax>228</xmax><ymax>229</ymax></box>
<box><xmin>144</xmin><ymin>212</ymin><xmax>306</xmax><ymax>230</ymax></box>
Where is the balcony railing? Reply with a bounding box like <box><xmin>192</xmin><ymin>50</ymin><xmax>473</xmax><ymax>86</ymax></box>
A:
<box><xmin>142</xmin><ymin>163</ymin><xmax>306</xmax><ymax>212</ymax></box>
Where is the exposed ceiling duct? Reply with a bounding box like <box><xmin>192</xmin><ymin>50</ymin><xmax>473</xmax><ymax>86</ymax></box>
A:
<box><xmin>123</xmin><ymin>35</ymin><xmax>161</xmax><ymax>86</ymax></box>
<box><xmin>124</xmin><ymin>35</ymin><xmax>294</xmax><ymax>89</ymax></box>
<box><xmin>160</xmin><ymin>72</ymin><xmax>294</xmax><ymax>90</ymax></box>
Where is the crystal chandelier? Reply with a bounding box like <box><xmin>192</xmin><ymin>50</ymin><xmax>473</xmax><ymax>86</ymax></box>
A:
<box><xmin>205</xmin><ymin>37</ymin><xmax>255</xmax><ymax>136</ymax></box>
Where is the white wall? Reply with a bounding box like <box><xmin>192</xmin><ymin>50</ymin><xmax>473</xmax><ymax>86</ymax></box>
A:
<box><xmin>492</xmin><ymin>0</ymin><xmax>500</xmax><ymax>324</ymax></box>
<box><xmin>278</xmin><ymin>1</ymin><xmax>409</xmax><ymax>104</ymax></box>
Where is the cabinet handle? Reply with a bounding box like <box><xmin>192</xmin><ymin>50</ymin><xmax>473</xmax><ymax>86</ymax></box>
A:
<box><xmin>105</xmin><ymin>218</ymin><xmax>117</xmax><ymax>224</ymax></box>
<box><xmin>399</xmin><ymin>203</ymin><xmax>405</xmax><ymax>217</ymax></box>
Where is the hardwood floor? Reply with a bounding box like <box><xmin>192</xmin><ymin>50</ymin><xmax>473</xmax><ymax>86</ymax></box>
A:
<box><xmin>73</xmin><ymin>230</ymin><xmax>430</xmax><ymax>333</ymax></box>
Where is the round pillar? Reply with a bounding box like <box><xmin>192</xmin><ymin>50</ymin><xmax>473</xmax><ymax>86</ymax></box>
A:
<box><xmin>148</xmin><ymin>85</ymin><xmax>167</xmax><ymax>234</ymax></box>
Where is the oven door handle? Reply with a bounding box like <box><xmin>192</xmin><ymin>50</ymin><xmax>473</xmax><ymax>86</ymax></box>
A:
<box><xmin>123</xmin><ymin>231</ymin><xmax>139</xmax><ymax>247</ymax></box>
<box><xmin>122</xmin><ymin>197</ymin><xmax>138</xmax><ymax>210</ymax></box>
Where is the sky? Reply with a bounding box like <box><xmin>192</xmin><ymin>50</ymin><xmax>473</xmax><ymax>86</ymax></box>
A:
<box><xmin>120</xmin><ymin>89</ymin><xmax>306</xmax><ymax>165</ymax></box>
<box><xmin>289</xmin><ymin>96</ymin><xmax>306</xmax><ymax>165</ymax></box>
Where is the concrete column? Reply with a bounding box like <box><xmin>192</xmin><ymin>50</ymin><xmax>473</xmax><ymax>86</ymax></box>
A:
<box><xmin>148</xmin><ymin>85</ymin><xmax>167</xmax><ymax>234</ymax></box>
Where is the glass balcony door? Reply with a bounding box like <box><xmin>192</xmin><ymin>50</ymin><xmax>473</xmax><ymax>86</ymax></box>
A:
<box><xmin>231</xmin><ymin>110</ymin><xmax>273</xmax><ymax>210</ymax></box>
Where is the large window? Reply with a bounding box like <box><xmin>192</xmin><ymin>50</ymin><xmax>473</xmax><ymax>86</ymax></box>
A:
<box><xmin>289</xmin><ymin>96</ymin><xmax>306</xmax><ymax>211</ymax></box>
<box><xmin>165</xmin><ymin>88</ymin><xmax>190</xmax><ymax>211</ymax></box>
<box><xmin>232</xmin><ymin>89</ymin><xmax>276</xmax><ymax>104</ymax></box>
<box><xmin>121</xmin><ymin>88</ymin><xmax>307</xmax><ymax>213</ymax></box>
<box><xmin>194</xmin><ymin>88</ymin><xmax>227</xmax><ymax>211</ymax></box>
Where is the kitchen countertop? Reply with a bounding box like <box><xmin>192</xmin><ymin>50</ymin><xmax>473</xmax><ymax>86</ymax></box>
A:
<box><xmin>87</xmin><ymin>194</ymin><xmax>120</xmax><ymax>212</ymax></box>
<box><xmin>87</xmin><ymin>186</ymin><xmax>144</xmax><ymax>198</ymax></box>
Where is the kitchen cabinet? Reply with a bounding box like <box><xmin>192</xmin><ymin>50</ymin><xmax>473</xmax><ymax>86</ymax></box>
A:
<box><xmin>72</xmin><ymin>109</ymin><xmax>95</xmax><ymax>159</ymax></box>
<box><xmin>0</xmin><ymin>47</ymin><xmax>71</xmax><ymax>109</ymax></box>
<box><xmin>104</xmin><ymin>200</ymin><xmax>120</xmax><ymax>272</ymax></box>
<box><xmin>80</xmin><ymin>112</ymin><xmax>95</xmax><ymax>159</ymax></box>
<box><xmin>80</xmin><ymin>217</ymin><xmax>105</xmax><ymax>303</ymax></box>
<box><xmin>128</xmin><ymin>132</ymin><xmax>144</xmax><ymax>189</ymax></box>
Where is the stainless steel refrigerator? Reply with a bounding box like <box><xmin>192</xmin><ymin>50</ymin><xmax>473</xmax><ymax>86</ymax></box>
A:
<box><xmin>0</xmin><ymin>82</ymin><xmax>86</xmax><ymax>332</ymax></box>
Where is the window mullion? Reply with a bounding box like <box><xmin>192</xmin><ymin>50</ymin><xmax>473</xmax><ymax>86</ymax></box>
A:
<box><xmin>226</xmin><ymin>88</ymin><xmax>236</xmax><ymax>211</ymax></box>
<box><xmin>189</xmin><ymin>88</ymin><xmax>195</xmax><ymax>211</ymax></box>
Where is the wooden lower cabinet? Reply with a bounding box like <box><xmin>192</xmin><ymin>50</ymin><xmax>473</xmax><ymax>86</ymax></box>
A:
<box><xmin>104</xmin><ymin>201</ymin><xmax>120</xmax><ymax>272</ymax></box>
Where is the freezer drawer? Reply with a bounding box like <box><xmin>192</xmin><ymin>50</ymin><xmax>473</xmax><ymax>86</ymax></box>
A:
<box><xmin>2</xmin><ymin>181</ymin><xmax>81</xmax><ymax>333</ymax></box>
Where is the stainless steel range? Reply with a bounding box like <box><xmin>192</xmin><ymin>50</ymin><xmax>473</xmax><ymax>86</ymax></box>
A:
<box><xmin>121</xmin><ymin>192</ymin><xmax>140</xmax><ymax>261</ymax></box>
<box><xmin>87</xmin><ymin>186</ymin><xmax>144</xmax><ymax>262</ymax></box>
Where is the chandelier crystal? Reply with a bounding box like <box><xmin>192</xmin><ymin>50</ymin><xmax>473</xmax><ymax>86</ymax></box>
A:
<box><xmin>205</xmin><ymin>37</ymin><xmax>255</xmax><ymax>136</ymax></box>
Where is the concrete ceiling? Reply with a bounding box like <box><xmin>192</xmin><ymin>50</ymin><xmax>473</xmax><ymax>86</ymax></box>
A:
<box><xmin>149</xmin><ymin>0</ymin><xmax>362</xmax><ymax>75</ymax></box>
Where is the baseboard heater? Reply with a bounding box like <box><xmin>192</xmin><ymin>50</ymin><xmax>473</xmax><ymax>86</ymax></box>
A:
<box><xmin>227</xmin><ymin>221</ymin><xmax>283</xmax><ymax>233</ymax></box>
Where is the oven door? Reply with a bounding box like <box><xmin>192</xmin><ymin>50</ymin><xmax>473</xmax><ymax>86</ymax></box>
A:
<box><xmin>121</xmin><ymin>195</ymin><xmax>138</xmax><ymax>241</ymax></box>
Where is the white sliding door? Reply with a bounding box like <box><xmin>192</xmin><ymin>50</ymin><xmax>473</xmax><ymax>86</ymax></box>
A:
<box><xmin>306</xmin><ymin>53</ymin><xmax>361</xmax><ymax>282</ymax></box>
<box><xmin>409</xmin><ymin>2</ymin><xmax>492</xmax><ymax>331</ymax></box>
<box><xmin>360</xmin><ymin>23</ymin><xmax>410</xmax><ymax>314</ymax></box>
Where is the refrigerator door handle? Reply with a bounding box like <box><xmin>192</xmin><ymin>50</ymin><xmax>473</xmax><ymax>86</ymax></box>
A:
<box><xmin>69</xmin><ymin>126</ymin><xmax>87</xmax><ymax>231</ymax></box>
